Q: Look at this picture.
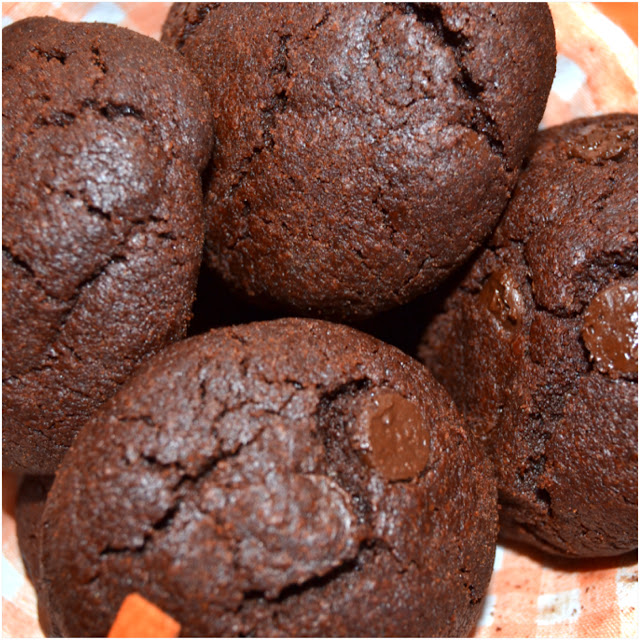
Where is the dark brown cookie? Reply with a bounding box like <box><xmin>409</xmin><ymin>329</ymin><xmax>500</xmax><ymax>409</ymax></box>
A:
<box><xmin>2</xmin><ymin>17</ymin><xmax>214</xmax><ymax>473</ymax></box>
<box><xmin>419</xmin><ymin>114</ymin><xmax>638</xmax><ymax>557</ymax></box>
<box><xmin>162</xmin><ymin>3</ymin><xmax>556</xmax><ymax>320</ymax></box>
<box><xmin>15</xmin><ymin>475</ymin><xmax>60</xmax><ymax>637</ymax></box>
<box><xmin>41</xmin><ymin>318</ymin><xmax>497</xmax><ymax>637</ymax></box>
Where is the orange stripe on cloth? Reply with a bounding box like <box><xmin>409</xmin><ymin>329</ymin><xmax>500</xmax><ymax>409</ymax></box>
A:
<box><xmin>548</xmin><ymin>3</ymin><xmax>637</xmax><ymax>121</ymax></box>
<box><xmin>577</xmin><ymin>566</ymin><xmax>621</xmax><ymax>637</ymax></box>
<box><xmin>119</xmin><ymin>2</ymin><xmax>172</xmax><ymax>40</ymax></box>
<box><xmin>2</xmin><ymin>598</ymin><xmax>43</xmax><ymax>638</ymax></box>
<box><xmin>593</xmin><ymin>2</ymin><xmax>638</xmax><ymax>44</ymax></box>
<box><xmin>476</xmin><ymin>547</ymin><xmax>545</xmax><ymax>637</ymax></box>
<box><xmin>534</xmin><ymin>565</ymin><xmax>581</xmax><ymax>637</ymax></box>
<box><xmin>2</xmin><ymin>2</ymin><xmax>99</xmax><ymax>24</ymax></box>
<box><xmin>108</xmin><ymin>593</ymin><xmax>180</xmax><ymax>638</ymax></box>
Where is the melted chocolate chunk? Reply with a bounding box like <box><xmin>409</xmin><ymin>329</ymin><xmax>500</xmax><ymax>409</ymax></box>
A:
<box><xmin>582</xmin><ymin>279</ymin><xmax>638</xmax><ymax>379</ymax></box>
<box><xmin>478</xmin><ymin>269</ymin><xmax>525</xmax><ymax>332</ymax></box>
<box><xmin>566</xmin><ymin>121</ymin><xmax>637</xmax><ymax>164</ymax></box>
<box><xmin>353</xmin><ymin>390</ymin><xmax>429</xmax><ymax>481</ymax></box>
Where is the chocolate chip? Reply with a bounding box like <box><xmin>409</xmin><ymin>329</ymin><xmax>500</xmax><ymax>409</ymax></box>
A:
<box><xmin>478</xmin><ymin>269</ymin><xmax>525</xmax><ymax>331</ymax></box>
<box><xmin>566</xmin><ymin>121</ymin><xmax>637</xmax><ymax>164</ymax></box>
<box><xmin>582</xmin><ymin>279</ymin><xmax>638</xmax><ymax>379</ymax></box>
<box><xmin>353</xmin><ymin>390</ymin><xmax>429</xmax><ymax>481</ymax></box>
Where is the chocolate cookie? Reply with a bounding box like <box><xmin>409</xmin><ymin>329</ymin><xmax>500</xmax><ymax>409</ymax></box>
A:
<box><xmin>162</xmin><ymin>3</ymin><xmax>556</xmax><ymax>319</ymax></box>
<box><xmin>2</xmin><ymin>17</ymin><xmax>214</xmax><ymax>473</ymax></box>
<box><xmin>15</xmin><ymin>475</ymin><xmax>59</xmax><ymax>637</ymax></box>
<box><xmin>16</xmin><ymin>475</ymin><xmax>54</xmax><ymax>587</ymax></box>
<box><xmin>419</xmin><ymin>114</ymin><xmax>638</xmax><ymax>557</ymax></box>
<box><xmin>41</xmin><ymin>318</ymin><xmax>497</xmax><ymax>637</ymax></box>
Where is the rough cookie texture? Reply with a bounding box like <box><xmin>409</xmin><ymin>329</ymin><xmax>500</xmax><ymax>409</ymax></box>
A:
<box><xmin>162</xmin><ymin>2</ymin><xmax>556</xmax><ymax>319</ymax></box>
<box><xmin>2</xmin><ymin>17</ymin><xmax>214</xmax><ymax>473</ymax></box>
<box><xmin>42</xmin><ymin>318</ymin><xmax>497</xmax><ymax>637</ymax></box>
<box><xmin>419</xmin><ymin>114</ymin><xmax>638</xmax><ymax>557</ymax></box>
<box><xmin>15</xmin><ymin>475</ymin><xmax>60</xmax><ymax>637</ymax></box>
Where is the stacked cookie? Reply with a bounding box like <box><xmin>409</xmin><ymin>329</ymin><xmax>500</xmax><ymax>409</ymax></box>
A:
<box><xmin>419</xmin><ymin>113</ymin><xmax>638</xmax><ymax>557</ymax></box>
<box><xmin>3</xmin><ymin>16</ymin><xmax>213</xmax><ymax>473</ymax></box>
<box><xmin>162</xmin><ymin>2</ymin><xmax>556</xmax><ymax>320</ymax></box>
<box><xmin>3</xmin><ymin>3</ymin><xmax>636</xmax><ymax>638</ymax></box>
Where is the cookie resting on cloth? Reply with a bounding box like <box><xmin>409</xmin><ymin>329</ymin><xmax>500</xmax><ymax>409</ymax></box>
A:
<box><xmin>2</xmin><ymin>17</ymin><xmax>214</xmax><ymax>473</ymax></box>
<box><xmin>161</xmin><ymin>2</ymin><xmax>556</xmax><ymax>320</ymax></box>
<box><xmin>41</xmin><ymin>318</ymin><xmax>497</xmax><ymax>637</ymax></box>
<box><xmin>15</xmin><ymin>475</ymin><xmax>59</xmax><ymax>637</ymax></box>
<box><xmin>419</xmin><ymin>114</ymin><xmax>638</xmax><ymax>557</ymax></box>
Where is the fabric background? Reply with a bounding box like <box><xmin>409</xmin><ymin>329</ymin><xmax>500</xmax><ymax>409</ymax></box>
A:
<box><xmin>2</xmin><ymin>3</ymin><xmax>638</xmax><ymax>637</ymax></box>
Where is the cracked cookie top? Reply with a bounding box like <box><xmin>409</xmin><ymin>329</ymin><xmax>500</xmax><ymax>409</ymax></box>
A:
<box><xmin>2</xmin><ymin>17</ymin><xmax>214</xmax><ymax>473</ymax></box>
<box><xmin>41</xmin><ymin>318</ymin><xmax>497</xmax><ymax>637</ymax></box>
<box><xmin>419</xmin><ymin>114</ymin><xmax>638</xmax><ymax>557</ymax></box>
<box><xmin>162</xmin><ymin>2</ymin><xmax>556</xmax><ymax>319</ymax></box>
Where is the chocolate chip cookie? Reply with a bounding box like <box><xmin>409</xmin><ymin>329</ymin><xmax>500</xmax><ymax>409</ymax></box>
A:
<box><xmin>162</xmin><ymin>2</ymin><xmax>556</xmax><ymax>319</ymax></box>
<box><xmin>42</xmin><ymin>318</ymin><xmax>497</xmax><ymax>636</ymax></box>
<box><xmin>420</xmin><ymin>114</ymin><xmax>638</xmax><ymax>557</ymax></box>
<box><xmin>2</xmin><ymin>17</ymin><xmax>214</xmax><ymax>473</ymax></box>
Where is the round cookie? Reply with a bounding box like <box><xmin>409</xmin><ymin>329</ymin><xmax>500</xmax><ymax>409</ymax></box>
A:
<box><xmin>162</xmin><ymin>3</ymin><xmax>556</xmax><ymax>319</ymax></box>
<box><xmin>41</xmin><ymin>318</ymin><xmax>497</xmax><ymax>637</ymax></box>
<box><xmin>2</xmin><ymin>17</ymin><xmax>214</xmax><ymax>473</ymax></box>
<box><xmin>15</xmin><ymin>475</ymin><xmax>60</xmax><ymax>637</ymax></box>
<box><xmin>419</xmin><ymin>114</ymin><xmax>638</xmax><ymax>557</ymax></box>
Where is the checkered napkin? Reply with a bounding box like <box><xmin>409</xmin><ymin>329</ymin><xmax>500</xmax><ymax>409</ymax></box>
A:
<box><xmin>2</xmin><ymin>3</ymin><xmax>637</xmax><ymax>638</ymax></box>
